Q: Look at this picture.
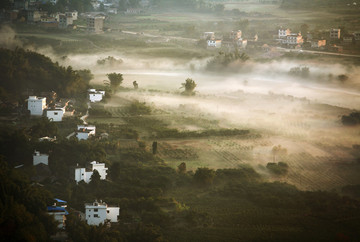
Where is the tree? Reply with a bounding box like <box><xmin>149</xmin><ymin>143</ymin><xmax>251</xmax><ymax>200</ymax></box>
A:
<box><xmin>106</xmin><ymin>73</ymin><xmax>123</xmax><ymax>91</ymax></box>
<box><xmin>177</xmin><ymin>162</ymin><xmax>186</xmax><ymax>174</ymax></box>
<box><xmin>181</xmin><ymin>78</ymin><xmax>197</xmax><ymax>95</ymax></box>
<box><xmin>90</xmin><ymin>169</ymin><xmax>101</xmax><ymax>187</ymax></box>
<box><xmin>194</xmin><ymin>168</ymin><xmax>215</xmax><ymax>186</ymax></box>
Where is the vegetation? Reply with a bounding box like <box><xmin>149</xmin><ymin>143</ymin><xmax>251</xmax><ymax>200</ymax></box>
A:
<box><xmin>289</xmin><ymin>66</ymin><xmax>310</xmax><ymax>78</ymax></box>
<box><xmin>0</xmin><ymin>160</ymin><xmax>58</xmax><ymax>241</ymax></box>
<box><xmin>0</xmin><ymin>48</ymin><xmax>90</xmax><ymax>99</ymax></box>
<box><xmin>181</xmin><ymin>78</ymin><xmax>197</xmax><ymax>96</ymax></box>
<box><xmin>206</xmin><ymin>50</ymin><xmax>249</xmax><ymax>72</ymax></box>
<box><xmin>106</xmin><ymin>73</ymin><xmax>124</xmax><ymax>91</ymax></box>
<box><xmin>266</xmin><ymin>162</ymin><xmax>289</xmax><ymax>176</ymax></box>
<box><xmin>341</xmin><ymin>112</ymin><xmax>360</xmax><ymax>126</ymax></box>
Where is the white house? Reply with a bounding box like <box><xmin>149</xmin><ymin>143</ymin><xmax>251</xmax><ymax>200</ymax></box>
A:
<box><xmin>75</xmin><ymin>161</ymin><xmax>108</xmax><ymax>183</ymax></box>
<box><xmin>74</xmin><ymin>167</ymin><xmax>93</xmax><ymax>183</ymax></box>
<box><xmin>207</xmin><ymin>39</ymin><xmax>222</xmax><ymax>48</ymax></box>
<box><xmin>33</xmin><ymin>150</ymin><xmax>49</xmax><ymax>166</ymax></box>
<box><xmin>278</xmin><ymin>28</ymin><xmax>291</xmax><ymax>39</ymax></box>
<box><xmin>28</xmin><ymin>96</ymin><xmax>46</xmax><ymax>116</ymax></box>
<box><xmin>88</xmin><ymin>89</ymin><xmax>105</xmax><ymax>102</ymax></box>
<box><xmin>85</xmin><ymin>200</ymin><xmax>120</xmax><ymax>226</ymax></box>
<box><xmin>45</xmin><ymin>108</ymin><xmax>65</xmax><ymax>122</ymax></box>
<box><xmin>76</xmin><ymin>125</ymin><xmax>96</xmax><ymax>140</ymax></box>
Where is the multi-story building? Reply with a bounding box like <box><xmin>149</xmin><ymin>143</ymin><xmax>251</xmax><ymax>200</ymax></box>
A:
<box><xmin>87</xmin><ymin>15</ymin><xmax>105</xmax><ymax>33</ymax></box>
<box><xmin>282</xmin><ymin>33</ymin><xmax>303</xmax><ymax>45</ymax></box>
<box><xmin>330</xmin><ymin>28</ymin><xmax>341</xmax><ymax>39</ymax></box>
<box><xmin>85</xmin><ymin>200</ymin><xmax>119</xmax><ymax>226</ymax></box>
<box><xmin>74</xmin><ymin>161</ymin><xmax>108</xmax><ymax>183</ymax></box>
<box><xmin>59</xmin><ymin>14</ymin><xmax>73</xmax><ymax>28</ymax></box>
<box><xmin>27</xmin><ymin>96</ymin><xmax>46</xmax><ymax>115</ymax></box>
<box><xmin>278</xmin><ymin>28</ymin><xmax>291</xmax><ymax>39</ymax></box>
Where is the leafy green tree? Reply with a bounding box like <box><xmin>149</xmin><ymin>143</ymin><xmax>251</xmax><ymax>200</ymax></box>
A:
<box><xmin>181</xmin><ymin>78</ymin><xmax>197</xmax><ymax>95</ymax></box>
<box><xmin>106</xmin><ymin>73</ymin><xmax>123</xmax><ymax>91</ymax></box>
<box><xmin>76</xmin><ymin>69</ymin><xmax>94</xmax><ymax>85</ymax></box>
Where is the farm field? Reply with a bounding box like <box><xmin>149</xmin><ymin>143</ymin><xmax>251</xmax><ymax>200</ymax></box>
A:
<box><xmin>95</xmin><ymin>86</ymin><xmax>360</xmax><ymax>192</ymax></box>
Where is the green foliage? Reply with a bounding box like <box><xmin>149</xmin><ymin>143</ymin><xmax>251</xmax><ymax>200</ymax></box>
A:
<box><xmin>281</xmin><ymin>0</ymin><xmax>352</xmax><ymax>9</ymax></box>
<box><xmin>341</xmin><ymin>112</ymin><xmax>360</xmax><ymax>126</ymax></box>
<box><xmin>125</xmin><ymin>100</ymin><xmax>152</xmax><ymax>115</ymax></box>
<box><xmin>0</xmin><ymin>48</ymin><xmax>89</xmax><ymax>98</ymax></box>
<box><xmin>97</xmin><ymin>56</ymin><xmax>123</xmax><ymax>67</ymax></box>
<box><xmin>106</xmin><ymin>73</ymin><xmax>123</xmax><ymax>91</ymax></box>
<box><xmin>194</xmin><ymin>168</ymin><xmax>216</xmax><ymax>186</ymax></box>
<box><xmin>29</xmin><ymin>117</ymin><xmax>58</xmax><ymax>139</ymax></box>
<box><xmin>266</xmin><ymin>162</ymin><xmax>289</xmax><ymax>176</ymax></box>
<box><xmin>206</xmin><ymin>50</ymin><xmax>249</xmax><ymax>72</ymax></box>
<box><xmin>181</xmin><ymin>78</ymin><xmax>197</xmax><ymax>95</ymax></box>
<box><xmin>89</xmin><ymin>107</ymin><xmax>112</xmax><ymax>117</ymax></box>
<box><xmin>0</xmin><ymin>126</ymin><xmax>32</xmax><ymax>164</ymax></box>
<box><xmin>0</xmin><ymin>160</ymin><xmax>57</xmax><ymax>241</ymax></box>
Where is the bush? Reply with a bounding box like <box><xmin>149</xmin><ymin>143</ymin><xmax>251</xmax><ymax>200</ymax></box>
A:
<box><xmin>266</xmin><ymin>162</ymin><xmax>289</xmax><ymax>176</ymax></box>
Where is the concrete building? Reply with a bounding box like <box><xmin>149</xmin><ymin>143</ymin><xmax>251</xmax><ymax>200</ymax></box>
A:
<box><xmin>74</xmin><ymin>161</ymin><xmax>108</xmax><ymax>183</ymax></box>
<box><xmin>85</xmin><ymin>200</ymin><xmax>119</xmax><ymax>226</ymax></box>
<box><xmin>59</xmin><ymin>14</ymin><xmax>73</xmax><ymax>28</ymax></box>
<box><xmin>354</xmin><ymin>32</ymin><xmax>360</xmax><ymax>42</ymax></box>
<box><xmin>207</xmin><ymin>39</ymin><xmax>222</xmax><ymax>48</ymax></box>
<box><xmin>311</xmin><ymin>39</ymin><xmax>326</xmax><ymax>48</ymax></box>
<box><xmin>330</xmin><ymin>28</ymin><xmax>341</xmax><ymax>40</ymax></box>
<box><xmin>45</xmin><ymin>108</ymin><xmax>65</xmax><ymax>122</ymax></box>
<box><xmin>282</xmin><ymin>33</ymin><xmax>303</xmax><ymax>45</ymax></box>
<box><xmin>76</xmin><ymin>125</ymin><xmax>96</xmax><ymax>140</ymax></box>
<box><xmin>278</xmin><ymin>28</ymin><xmax>291</xmax><ymax>39</ymax></box>
<box><xmin>88</xmin><ymin>89</ymin><xmax>105</xmax><ymax>102</ymax></box>
<box><xmin>28</xmin><ymin>96</ymin><xmax>46</xmax><ymax>116</ymax></box>
<box><xmin>27</xmin><ymin>10</ymin><xmax>41</xmax><ymax>23</ymax></box>
<box><xmin>65</xmin><ymin>11</ymin><xmax>78</xmax><ymax>20</ymax></box>
<box><xmin>87</xmin><ymin>15</ymin><xmax>105</xmax><ymax>33</ymax></box>
<box><xmin>33</xmin><ymin>150</ymin><xmax>49</xmax><ymax>166</ymax></box>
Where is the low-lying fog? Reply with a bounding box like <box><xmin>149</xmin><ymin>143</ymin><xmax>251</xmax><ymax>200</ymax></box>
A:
<box><xmin>61</xmin><ymin>52</ymin><xmax>360</xmax><ymax>110</ymax></box>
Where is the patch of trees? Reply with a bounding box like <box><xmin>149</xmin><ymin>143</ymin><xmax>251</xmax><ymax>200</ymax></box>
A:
<box><xmin>125</xmin><ymin>100</ymin><xmax>152</xmax><ymax>115</ymax></box>
<box><xmin>0</xmin><ymin>48</ymin><xmax>90</xmax><ymax>99</ymax></box>
<box><xmin>266</xmin><ymin>162</ymin><xmax>289</xmax><ymax>175</ymax></box>
<box><xmin>206</xmin><ymin>50</ymin><xmax>249</xmax><ymax>72</ymax></box>
<box><xmin>289</xmin><ymin>66</ymin><xmax>310</xmax><ymax>78</ymax></box>
<box><xmin>341</xmin><ymin>112</ymin><xmax>360</xmax><ymax>126</ymax></box>
<box><xmin>97</xmin><ymin>56</ymin><xmax>123</xmax><ymax>67</ymax></box>
<box><xmin>0</xmin><ymin>160</ymin><xmax>58</xmax><ymax>241</ymax></box>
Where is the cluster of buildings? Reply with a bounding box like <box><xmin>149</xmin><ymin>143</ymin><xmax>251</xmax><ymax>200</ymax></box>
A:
<box><xmin>202</xmin><ymin>30</ymin><xmax>257</xmax><ymax>50</ymax></box>
<box><xmin>1</xmin><ymin>0</ymin><xmax>107</xmax><ymax>33</ymax></box>
<box><xmin>275</xmin><ymin>27</ymin><xmax>360</xmax><ymax>51</ymax></box>
<box><xmin>27</xmin><ymin>95</ymin><xmax>70</xmax><ymax>122</ymax></box>
<box><xmin>47</xmin><ymin>198</ymin><xmax>119</xmax><ymax>227</ymax></box>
